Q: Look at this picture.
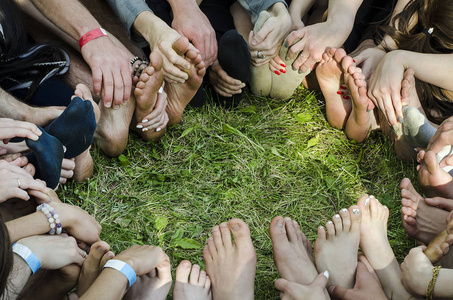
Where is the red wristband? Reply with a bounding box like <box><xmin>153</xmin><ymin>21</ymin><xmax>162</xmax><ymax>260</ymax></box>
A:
<box><xmin>79</xmin><ymin>28</ymin><xmax>108</xmax><ymax>49</ymax></box>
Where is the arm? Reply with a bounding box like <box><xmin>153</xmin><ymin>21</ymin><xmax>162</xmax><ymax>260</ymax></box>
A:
<box><xmin>6</xmin><ymin>255</ymin><xmax>32</xmax><ymax>299</ymax></box>
<box><xmin>288</xmin><ymin>0</ymin><xmax>317</xmax><ymax>30</ymax></box>
<box><xmin>286</xmin><ymin>0</ymin><xmax>363</xmax><ymax>72</ymax></box>
<box><xmin>29</xmin><ymin>0</ymin><xmax>133</xmax><ymax>109</ymax></box>
<box><xmin>167</xmin><ymin>0</ymin><xmax>217</xmax><ymax>66</ymax></box>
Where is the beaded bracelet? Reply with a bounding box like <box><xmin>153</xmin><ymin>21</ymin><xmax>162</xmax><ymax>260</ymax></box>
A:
<box><xmin>426</xmin><ymin>265</ymin><xmax>441</xmax><ymax>300</ymax></box>
<box><xmin>12</xmin><ymin>243</ymin><xmax>41</xmax><ymax>274</ymax></box>
<box><xmin>103</xmin><ymin>259</ymin><xmax>137</xmax><ymax>289</ymax></box>
<box><xmin>36</xmin><ymin>203</ymin><xmax>62</xmax><ymax>235</ymax></box>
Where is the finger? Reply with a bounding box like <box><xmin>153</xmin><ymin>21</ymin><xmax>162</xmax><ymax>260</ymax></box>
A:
<box><xmin>312</xmin><ymin>270</ymin><xmax>329</xmax><ymax>288</ymax></box>
<box><xmin>121</xmin><ymin>68</ymin><xmax>132</xmax><ymax>104</ymax></box>
<box><xmin>112</xmin><ymin>70</ymin><xmax>125</xmax><ymax>109</ymax></box>
<box><xmin>102</xmin><ymin>72</ymin><xmax>114</xmax><ymax>108</ymax></box>
<box><xmin>383</xmin><ymin>95</ymin><xmax>398</xmax><ymax>127</ymax></box>
<box><xmin>274</xmin><ymin>278</ymin><xmax>290</xmax><ymax>292</ymax></box>
<box><xmin>60</xmin><ymin>168</ymin><xmax>74</xmax><ymax>180</ymax></box>
<box><xmin>0</xmin><ymin>128</ymin><xmax>41</xmax><ymax>141</ymax></box>
<box><xmin>7</xmin><ymin>188</ymin><xmax>30</xmax><ymax>201</ymax></box>
<box><xmin>213</xmin><ymin>86</ymin><xmax>234</xmax><ymax>97</ymax></box>
<box><xmin>251</xmin><ymin>22</ymin><xmax>272</xmax><ymax>47</ymax></box>
<box><xmin>425</xmin><ymin>197</ymin><xmax>453</xmax><ymax>211</ymax></box>
<box><xmin>92</xmin><ymin>68</ymin><xmax>103</xmax><ymax>97</ymax></box>
<box><xmin>163</xmin><ymin>65</ymin><xmax>187</xmax><ymax>83</ymax></box>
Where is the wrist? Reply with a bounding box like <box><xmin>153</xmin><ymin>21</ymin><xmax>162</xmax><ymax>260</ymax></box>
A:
<box><xmin>103</xmin><ymin>259</ymin><xmax>137</xmax><ymax>289</ymax></box>
<box><xmin>12</xmin><ymin>243</ymin><xmax>40</xmax><ymax>274</ymax></box>
<box><xmin>79</xmin><ymin>28</ymin><xmax>108</xmax><ymax>49</ymax></box>
<box><xmin>168</xmin><ymin>0</ymin><xmax>198</xmax><ymax>15</ymax></box>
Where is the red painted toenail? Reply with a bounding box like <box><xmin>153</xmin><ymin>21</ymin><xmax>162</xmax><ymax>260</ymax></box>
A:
<box><xmin>343</xmin><ymin>95</ymin><xmax>350</xmax><ymax>99</ymax></box>
<box><xmin>281</xmin><ymin>64</ymin><xmax>286</xmax><ymax>67</ymax></box>
<box><xmin>340</xmin><ymin>85</ymin><xmax>346</xmax><ymax>89</ymax></box>
<box><xmin>275</xmin><ymin>70</ymin><xmax>280</xmax><ymax>75</ymax></box>
<box><xmin>337</xmin><ymin>91</ymin><xmax>344</xmax><ymax>95</ymax></box>
<box><xmin>280</xmin><ymin>69</ymin><xmax>286</xmax><ymax>73</ymax></box>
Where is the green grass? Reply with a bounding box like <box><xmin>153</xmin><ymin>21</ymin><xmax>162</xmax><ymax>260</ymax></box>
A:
<box><xmin>59</xmin><ymin>86</ymin><xmax>419</xmax><ymax>299</ymax></box>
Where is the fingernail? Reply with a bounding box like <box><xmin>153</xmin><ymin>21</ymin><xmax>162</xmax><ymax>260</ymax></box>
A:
<box><xmin>280</xmin><ymin>69</ymin><xmax>286</xmax><ymax>73</ymax></box>
<box><xmin>414</xmin><ymin>148</ymin><xmax>419</xmax><ymax>153</ymax></box>
<box><xmin>63</xmin><ymin>146</ymin><xmax>67</xmax><ymax>153</ymax></box>
<box><xmin>391</xmin><ymin>125</ymin><xmax>398</xmax><ymax>134</ymax></box>
<box><xmin>284</xmin><ymin>217</ymin><xmax>291</xmax><ymax>221</ymax></box>
<box><xmin>97</xmin><ymin>246</ymin><xmax>106</xmax><ymax>253</ymax></box>
<box><xmin>114</xmin><ymin>105</ymin><xmax>120</xmax><ymax>110</ymax></box>
<box><xmin>284</xmin><ymin>41</ymin><xmax>288</xmax><ymax>47</ymax></box>
<box><xmin>285</xmin><ymin>56</ymin><xmax>290</xmax><ymax>61</ymax></box>
<box><xmin>323</xmin><ymin>270</ymin><xmax>329</xmax><ymax>278</ymax></box>
<box><xmin>142</xmin><ymin>119</ymin><xmax>149</xmax><ymax>123</ymax></box>
<box><xmin>107</xmin><ymin>252</ymin><xmax>114</xmax><ymax>258</ymax></box>
<box><xmin>319</xmin><ymin>226</ymin><xmax>324</xmax><ymax>231</ymax></box>
<box><xmin>36</xmin><ymin>128</ymin><xmax>42</xmax><ymax>136</ymax></box>
<box><xmin>158</xmin><ymin>87</ymin><xmax>164</xmax><ymax>94</ymax></box>
<box><xmin>274</xmin><ymin>70</ymin><xmax>280</xmax><ymax>75</ymax></box>
<box><xmin>366</xmin><ymin>104</ymin><xmax>371</xmax><ymax>112</ymax></box>
<box><xmin>236</xmin><ymin>81</ymin><xmax>242</xmax><ymax>85</ymax></box>
<box><xmin>156</xmin><ymin>127</ymin><xmax>162</xmax><ymax>132</ymax></box>
<box><xmin>398</xmin><ymin>116</ymin><xmax>403</xmax><ymax>124</ymax></box>
<box><xmin>142</xmin><ymin>128</ymin><xmax>149</xmax><ymax>132</ymax></box>
<box><xmin>251</xmin><ymin>39</ymin><xmax>257</xmax><ymax>46</ymax></box>
<box><xmin>337</xmin><ymin>91</ymin><xmax>344</xmax><ymax>95</ymax></box>
<box><xmin>105</xmin><ymin>102</ymin><xmax>111</xmax><ymax>108</ymax></box>
<box><xmin>122</xmin><ymin>101</ymin><xmax>128</xmax><ymax>105</ymax></box>
<box><xmin>298</xmin><ymin>70</ymin><xmax>302</xmax><ymax>74</ymax></box>
<box><xmin>352</xmin><ymin>208</ymin><xmax>360</xmax><ymax>215</ymax></box>
<box><xmin>292</xmin><ymin>66</ymin><xmax>296</xmax><ymax>71</ymax></box>
<box><xmin>280</xmin><ymin>63</ymin><xmax>286</xmax><ymax>67</ymax></box>
<box><xmin>343</xmin><ymin>95</ymin><xmax>350</xmax><ymax>99</ymax></box>
<box><xmin>183</xmin><ymin>261</ymin><xmax>191</xmax><ymax>268</ymax></box>
<box><xmin>184</xmin><ymin>63</ymin><xmax>190</xmax><ymax>69</ymax></box>
<box><xmin>136</xmin><ymin>125</ymin><xmax>143</xmax><ymax>129</ymax></box>
<box><xmin>31</xmin><ymin>134</ymin><xmax>39</xmax><ymax>141</ymax></box>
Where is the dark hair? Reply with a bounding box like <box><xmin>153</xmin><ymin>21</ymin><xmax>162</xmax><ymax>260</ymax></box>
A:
<box><xmin>0</xmin><ymin>216</ymin><xmax>13</xmax><ymax>299</ymax></box>
<box><xmin>0</xmin><ymin>0</ymin><xmax>69</xmax><ymax>102</ymax></box>
<box><xmin>380</xmin><ymin>0</ymin><xmax>453</xmax><ymax>124</ymax></box>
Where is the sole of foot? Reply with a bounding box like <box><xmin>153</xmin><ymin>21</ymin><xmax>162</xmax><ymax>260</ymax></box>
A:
<box><xmin>249</xmin><ymin>11</ymin><xmax>272</xmax><ymax>97</ymax></box>
<box><xmin>203</xmin><ymin>219</ymin><xmax>256</xmax><ymax>300</ymax></box>
<box><xmin>315</xmin><ymin>48</ymin><xmax>352</xmax><ymax>129</ymax></box>
<box><xmin>314</xmin><ymin>206</ymin><xmax>361</xmax><ymax>288</ymax></box>
<box><xmin>173</xmin><ymin>260</ymin><xmax>212</xmax><ymax>300</ymax></box>
<box><xmin>165</xmin><ymin>37</ymin><xmax>205</xmax><ymax>126</ymax></box>
<box><xmin>269</xmin><ymin>216</ymin><xmax>317</xmax><ymax>285</ymax></box>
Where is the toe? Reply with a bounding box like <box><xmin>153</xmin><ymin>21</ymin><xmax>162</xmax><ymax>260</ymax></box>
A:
<box><xmin>349</xmin><ymin>205</ymin><xmax>361</xmax><ymax>233</ymax></box>
<box><xmin>203</xmin><ymin>244</ymin><xmax>213</xmax><ymax>263</ymax></box>
<box><xmin>339</xmin><ymin>208</ymin><xmax>351</xmax><ymax>232</ymax></box>
<box><xmin>100</xmin><ymin>251</ymin><xmax>115</xmax><ymax>268</ymax></box>
<box><xmin>285</xmin><ymin>217</ymin><xmax>298</xmax><ymax>243</ymax></box>
<box><xmin>189</xmin><ymin>264</ymin><xmax>200</xmax><ymax>285</ymax></box>
<box><xmin>175</xmin><ymin>260</ymin><xmax>192</xmax><ymax>283</ymax></box>
<box><xmin>220</xmin><ymin>222</ymin><xmax>233</xmax><ymax>249</ymax></box>
<box><xmin>205</xmin><ymin>275</ymin><xmax>212</xmax><ymax>290</ymax></box>
<box><xmin>227</xmin><ymin>218</ymin><xmax>252</xmax><ymax>247</ymax></box>
<box><xmin>325</xmin><ymin>220</ymin><xmax>335</xmax><ymax>237</ymax></box>
<box><xmin>207</xmin><ymin>236</ymin><xmax>217</xmax><ymax>259</ymax></box>
<box><xmin>156</xmin><ymin>259</ymin><xmax>172</xmax><ymax>283</ymax></box>
<box><xmin>212</xmin><ymin>225</ymin><xmax>225</xmax><ymax>255</ymax></box>
<box><xmin>269</xmin><ymin>216</ymin><xmax>289</xmax><ymax>245</ymax></box>
<box><xmin>198</xmin><ymin>270</ymin><xmax>207</xmax><ymax>286</ymax></box>
<box><xmin>332</xmin><ymin>214</ymin><xmax>342</xmax><ymax>235</ymax></box>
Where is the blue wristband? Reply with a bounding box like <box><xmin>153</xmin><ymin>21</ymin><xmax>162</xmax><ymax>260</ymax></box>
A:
<box><xmin>12</xmin><ymin>243</ymin><xmax>41</xmax><ymax>274</ymax></box>
<box><xmin>103</xmin><ymin>259</ymin><xmax>137</xmax><ymax>289</ymax></box>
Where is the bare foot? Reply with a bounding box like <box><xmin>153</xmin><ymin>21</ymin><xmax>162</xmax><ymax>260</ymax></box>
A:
<box><xmin>344</xmin><ymin>65</ymin><xmax>377</xmax><ymax>142</ymax></box>
<box><xmin>173</xmin><ymin>260</ymin><xmax>212</xmax><ymax>300</ymax></box>
<box><xmin>165</xmin><ymin>37</ymin><xmax>205</xmax><ymax>126</ymax></box>
<box><xmin>269</xmin><ymin>216</ymin><xmax>317</xmax><ymax>284</ymax></box>
<box><xmin>124</xmin><ymin>260</ymin><xmax>172</xmax><ymax>300</ymax></box>
<box><xmin>132</xmin><ymin>52</ymin><xmax>167</xmax><ymax>141</ymax></box>
<box><xmin>203</xmin><ymin>219</ymin><xmax>256</xmax><ymax>300</ymax></box>
<box><xmin>314</xmin><ymin>206</ymin><xmax>361</xmax><ymax>289</ymax></box>
<box><xmin>77</xmin><ymin>241</ymin><xmax>112</xmax><ymax>296</ymax></box>
<box><xmin>400</xmin><ymin>177</ymin><xmax>449</xmax><ymax>244</ymax></box>
<box><xmin>358</xmin><ymin>195</ymin><xmax>415</xmax><ymax>299</ymax></box>
<box><xmin>418</xmin><ymin>150</ymin><xmax>453</xmax><ymax>199</ymax></box>
<box><xmin>316</xmin><ymin>48</ymin><xmax>352</xmax><ymax>129</ymax></box>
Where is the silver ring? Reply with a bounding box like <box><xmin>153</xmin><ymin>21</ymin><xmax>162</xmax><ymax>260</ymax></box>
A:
<box><xmin>257</xmin><ymin>50</ymin><xmax>265</xmax><ymax>59</ymax></box>
<box><xmin>17</xmin><ymin>178</ymin><xmax>21</xmax><ymax>189</ymax></box>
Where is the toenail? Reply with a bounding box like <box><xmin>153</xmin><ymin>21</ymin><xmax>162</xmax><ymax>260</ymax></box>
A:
<box><xmin>220</xmin><ymin>223</ymin><xmax>227</xmax><ymax>228</ymax></box>
<box><xmin>231</xmin><ymin>223</ymin><xmax>240</xmax><ymax>231</ymax></box>
<box><xmin>327</xmin><ymin>221</ymin><xmax>333</xmax><ymax>225</ymax></box>
<box><xmin>365</xmin><ymin>197</ymin><xmax>370</xmax><ymax>206</ymax></box>
<box><xmin>277</xmin><ymin>219</ymin><xmax>284</xmax><ymax>227</ymax></box>
<box><xmin>383</xmin><ymin>205</ymin><xmax>388</xmax><ymax>210</ymax></box>
<box><xmin>284</xmin><ymin>217</ymin><xmax>291</xmax><ymax>221</ymax></box>
<box><xmin>96</xmin><ymin>246</ymin><xmax>106</xmax><ymax>253</ymax></box>
<box><xmin>352</xmin><ymin>208</ymin><xmax>360</xmax><ymax>215</ymax></box>
<box><xmin>136</xmin><ymin>125</ymin><xmax>143</xmax><ymax>129</ymax></box>
<box><xmin>370</xmin><ymin>195</ymin><xmax>375</xmax><ymax>198</ymax></box>
<box><xmin>334</xmin><ymin>214</ymin><xmax>340</xmax><ymax>219</ymax></box>
<box><xmin>107</xmin><ymin>252</ymin><xmax>114</xmax><ymax>258</ymax></box>
<box><xmin>212</xmin><ymin>226</ymin><xmax>219</xmax><ymax>232</ymax></box>
<box><xmin>319</xmin><ymin>226</ymin><xmax>324</xmax><ymax>230</ymax></box>
<box><xmin>341</xmin><ymin>208</ymin><xmax>347</xmax><ymax>212</ymax></box>
<box><xmin>183</xmin><ymin>261</ymin><xmax>191</xmax><ymax>268</ymax></box>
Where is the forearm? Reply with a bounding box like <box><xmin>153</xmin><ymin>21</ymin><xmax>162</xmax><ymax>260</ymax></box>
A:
<box><xmin>6</xmin><ymin>212</ymin><xmax>50</xmax><ymax>243</ymax></box>
<box><xmin>167</xmin><ymin>0</ymin><xmax>199</xmax><ymax>15</ymax></box>
<box><xmin>6</xmin><ymin>255</ymin><xmax>32</xmax><ymax>299</ymax></box>
<box><xmin>30</xmin><ymin>0</ymin><xmax>100</xmax><ymax>41</ymax></box>
<box><xmin>393</xmin><ymin>51</ymin><xmax>453</xmax><ymax>91</ymax></box>
<box><xmin>433</xmin><ymin>268</ymin><xmax>453</xmax><ymax>298</ymax></box>
<box><xmin>79</xmin><ymin>269</ymin><xmax>127</xmax><ymax>300</ymax></box>
<box><xmin>133</xmin><ymin>11</ymin><xmax>170</xmax><ymax>49</ymax></box>
<box><xmin>289</xmin><ymin>0</ymin><xmax>317</xmax><ymax>22</ymax></box>
<box><xmin>325</xmin><ymin>0</ymin><xmax>363</xmax><ymax>44</ymax></box>
<box><xmin>0</xmin><ymin>89</ymin><xmax>32</xmax><ymax>122</ymax></box>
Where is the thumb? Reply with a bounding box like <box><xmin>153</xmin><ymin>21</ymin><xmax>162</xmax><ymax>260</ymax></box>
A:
<box><xmin>328</xmin><ymin>285</ymin><xmax>349</xmax><ymax>299</ymax></box>
<box><xmin>274</xmin><ymin>278</ymin><xmax>290</xmax><ymax>292</ymax></box>
<box><xmin>312</xmin><ymin>270</ymin><xmax>329</xmax><ymax>288</ymax></box>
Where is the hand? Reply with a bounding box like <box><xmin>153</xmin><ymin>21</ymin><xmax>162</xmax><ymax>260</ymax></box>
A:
<box><xmin>249</xmin><ymin>4</ymin><xmax>292</xmax><ymax>67</ymax></box>
<box><xmin>0</xmin><ymin>160</ymin><xmax>46</xmax><ymax>202</ymax></box>
<box><xmin>401</xmin><ymin>246</ymin><xmax>433</xmax><ymax>296</ymax></box>
<box><xmin>51</xmin><ymin>202</ymin><xmax>102</xmax><ymax>244</ymax></box>
<box><xmin>274</xmin><ymin>271</ymin><xmax>330</xmax><ymax>300</ymax></box>
<box><xmin>28</xmin><ymin>183</ymin><xmax>61</xmax><ymax>203</ymax></box>
<box><xmin>135</xmin><ymin>90</ymin><xmax>169</xmax><ymax>131</ymax></box>
<box><xmin>352</xmin><ymin>45</ymin><xmax>386</xmax><ymax>81</ymax></box>
<box><xmin>208</xmin><ymin>60</ymin><xmax>245</xmax><ymax>97</ymax></box>
<box><xmin>425</xmin><ymin>116</ymin><xmax>453</xmax><ymax>153</ymax></box>
<box><xmin>60</xmin><ymin>158</ymin><xmax>75</xmax><ymax>184</ymax></box>
<box><xmin>17</xmin><ymin>234</ymin><xmax>86</xmax><ymax>269</ymax></box>
<box><xmin>367</xmin><ymin>50</ymin><xmax>407</xmax><ymax>126</ymax></box>
<box><xmin>81</xmin><ymin>36</ymin><xmax>133</xmax><ymax>109</ymax></box>
<box><xmin>329</xmin><ymin>258</ymin><xmax>387</xmax><ymax>300</ymax></box>
<box><xmin>171</xmin><ymin>4</ymin><xmax>217</xmax><ymax>66</ymax></box>
<box><xmin>0</xmin><ymin>118</ymin><xmax>42</xmax><ymax>143</ymax></box>
<box><xmin>115</xmin><ymin>245</ymin><xmax>168</xmax><ymax>276</ymax></box>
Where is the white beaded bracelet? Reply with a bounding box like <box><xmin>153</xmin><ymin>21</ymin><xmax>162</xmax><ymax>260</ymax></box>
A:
<box><xmin>36</xmin><ymin>203</ymin><xmax>62</xmax><ymax>235</ymax></box>
<box><xmin>103</xmin><ymin>259</ymin><xmax>137</xmax><ymax>289</ymax></box>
